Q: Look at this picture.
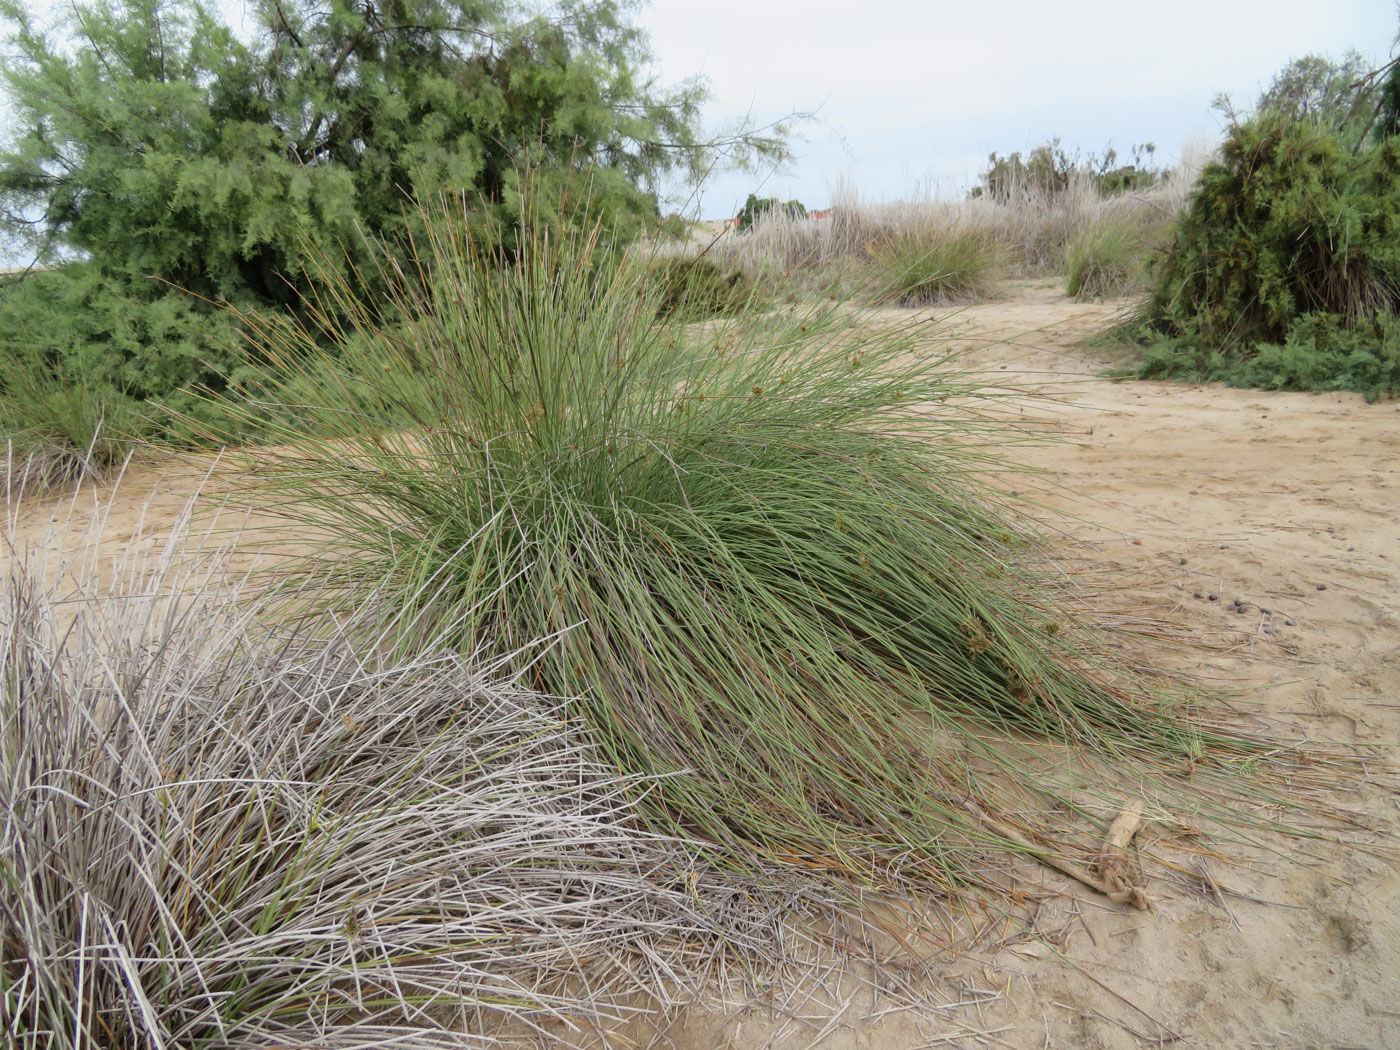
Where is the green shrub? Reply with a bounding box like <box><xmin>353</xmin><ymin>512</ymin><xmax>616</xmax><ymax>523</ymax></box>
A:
<box><xmin>655</xmin><ymin>212</ymin><xmax>692</xmax><ymax>241</ymax></box>
<box><xmin>648</xmin><ymin>254</ymin><xmax>756</xmax><ymax>318</ymax></box>
<box><xmin>1138</xmin><ymin>312</ymin><xmax>1400</xmax><ymax>398</ymax></box>
<box><xmin>870</xmin><ymin>226</ymin><xmax>1004</xmax><ymax>305</ymax></box>
<box><xmin>211</xmin><ymin>200</ymin><xmax>1306</xmax><ymax>896</ymax></box>
<box><xmin>0</xmin><ymin>265</ymin><xmax>259</xmax><ymax>484</ymax></box>
<box><xmin>736</xmin><ymin>192</ymin><xmax>806</xmax><ymax>232</ymax></box>
<box><xmin>1131</xmin><ymin>114</ymin><xmax>1400</xmax><ymax>397</ymax></box>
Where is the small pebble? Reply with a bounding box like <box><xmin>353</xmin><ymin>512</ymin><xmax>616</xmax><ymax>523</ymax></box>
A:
<box><xmin>1348</xmin><ymin>546</ymin><xmax>1355</xmax><ymax>552</ymax></box>
<box><xmin>1208</xmin><ymin>593</ymin><xmax>1219</xmax><ymax>602</ymax></box>
<box><xmin>1285</xmin><ymin>619</ymin><xmax>1295</xmax><ymax>626</ymax></box>
<box><xmin>1259</xmin><ymin>607</ymin><xmax>1270</xmax><ymax>615</ymax></box>
<box><xmin>1220</xmin><ymin>544</ymin><xmax>1229</xmax><ymax>549</ymax></box>
<box><xmin>1236</xmin><ymin>606</ymin><xmax>1247</xmax><ymax>614</ymax></box>
<box><xmin>1316</xmin><ymin>583</ymin><xmax>1328</xmax><ymax>591</ymax></box>
<box><xmin>1193</xmin><ymin>591</ymin><xmax>1204</xmax><ymax>599</ymax></box>
<box><xmin>1179</xmin><ymin>558</ymin><xmax>1187</xmax><ymax>565</ymax></box>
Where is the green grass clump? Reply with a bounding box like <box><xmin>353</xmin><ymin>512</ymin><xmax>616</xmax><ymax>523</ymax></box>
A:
<box><xmin>1127</xmin><ymin>114</ymin><xmax>1400</xmax><ymax>397</ymax></box>
<box><xmin>1065</xmin><ymin>216</ymin><xmax>1158</xmax><ymax>299</ymax></box>
<box><xmin>214</xmin><ymin>199</ymin><xmax>1317</xmax><ymax>893</ymax></box>
<box><xmin>0</xmin><ymin>351</ymin><xmax>146</xmax><ymax>489</ymax></box>
<box><xmin>648</xmin><ymin>253</ymin><xmax>757</xmax><ymax>319</ymax></box>
<box><xmin>869</xmin><ymin>226</ymin><xmax>1004</xmax><ymax>306</ymax></box>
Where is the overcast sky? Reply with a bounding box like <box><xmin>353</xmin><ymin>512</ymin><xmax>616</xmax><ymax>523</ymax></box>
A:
<box><xmin>635</xmin><ymin>0</ymin><xmax>1398</xmax><ymax>218</ymax></box>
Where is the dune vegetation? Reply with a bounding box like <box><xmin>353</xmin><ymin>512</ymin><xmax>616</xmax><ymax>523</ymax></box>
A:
<box><xmin>1</xmin><ymin>0</ymin><xmax>1395</xmax><ymax>1043</ymax></box>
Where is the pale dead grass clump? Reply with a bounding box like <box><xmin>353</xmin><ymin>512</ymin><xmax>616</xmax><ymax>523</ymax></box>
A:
<box><xmin>699</xmin><ymin>158</ymin><xmax>1204</xmax><ymax>302</ymax></box>
<box><xmin>0</xmin><ymin>497</ymin><xmax>829</xmax><ymax>1049</ymax></box>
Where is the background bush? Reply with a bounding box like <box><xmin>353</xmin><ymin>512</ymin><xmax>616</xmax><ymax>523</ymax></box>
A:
<box><xmin>736</xmin><ymin>192</ymin><xmax>807</xmax><ymax>232</ymax></box>
<box><xmin>0</xmin><ymin>0</ymin><xmax>792</xmax><ymax>480</ymax></box>
<box><xmin>0</xmin><ymin>265</ymin><xmax>256</xmax><ymax>480</ymax></box>
<box><xmin>970</xmin><ymin>139</ymin><xmax>1164</xmax><ymax>202</ymax></box>
<box><xmin>1129</xmin><ymin>113</ymin><xmax>1400</xmax><ymax>398</ymax></box>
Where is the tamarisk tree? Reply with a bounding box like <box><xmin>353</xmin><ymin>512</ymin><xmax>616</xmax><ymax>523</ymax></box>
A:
<box><xmin>0</xmin><ymin>0</ymin><xmax>786</xmax><ymax>299</ymax></box>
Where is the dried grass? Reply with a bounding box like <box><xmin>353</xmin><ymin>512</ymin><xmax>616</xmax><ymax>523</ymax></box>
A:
<box><xmin>698</xmin><ymin>159</ymin><xmax>1205</xmax><ymax>300</ymax></box>
<box><xmin>0</xmin><ymin>495</ymin><xmax>820</xmax><ymax>1048</ymax></box>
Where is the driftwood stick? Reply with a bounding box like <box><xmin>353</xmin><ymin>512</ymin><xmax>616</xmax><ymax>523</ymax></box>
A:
<box><xmin>968</xmin><ymin>800</ymin><xmax>1151</xmax><ymax>910</ymax></box>
<box><xmin>1102</xmin><ymin>800</ymin><xmax>1145</xmax><ymax>853</ymax></box>
<box><xmin>1089</xmin><ymin>799</ymin><xmax>1149</xmax><ymax>910</ymax></box>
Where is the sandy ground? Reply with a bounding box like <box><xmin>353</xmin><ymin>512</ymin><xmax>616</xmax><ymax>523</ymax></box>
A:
<box><xmin>6</xmin><ymin>280</ymin><xmax>1397</xmax><ymax>1049</ymax></box>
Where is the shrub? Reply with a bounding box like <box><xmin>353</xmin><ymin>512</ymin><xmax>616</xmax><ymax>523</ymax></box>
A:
<box><xmin>1131</xmin><ymin>114</ymin><xmax>1400</xmax><ymax>396</ymax></box>
<box><xmin>972</xmin><ymin>139</ymin><xmax>1164</xmax><ymax>202</ymax></box>
<box><xmin>210</xmin><ymin>199</ymin><xmax>1314</xmax><ymax>897</ymax></box>
<box><xmin>736</xmin><ymin>192</ymin><xmax>806</xmax><ymax>232</ymax></box>
<box><xmin>0</xmin><ymin>265</ymin><xmax>258</xmax><ymax>484</ymax></box>
<box><xmin>869</xmin><ymin>225</ymin><xmax>1005</xmax><ymax>305</ymax></box>
<box><xmin>655</xmin><ymin>211</ymin><xmax>692</xmax><ymax>241</ymax></box>
<box><xmin>0</xmin><ymin>511</ymin><xmax>793</xmax><ymax>1049</ymax></box>
<box><xmin>1138</xmin><ymin>311</ymin><xmax>1400</xmax><ymax>398</ymax></box>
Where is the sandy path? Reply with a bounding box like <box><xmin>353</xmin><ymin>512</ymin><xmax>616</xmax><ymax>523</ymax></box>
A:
<box><xmin>7</xmin><ymin>280</ymin><xmax>1397</xmax><ymax>1049</ymax></box>
<box><xmin>636</xmin><ymin>282</ymin><xmax>1400</xmax><ymax>1050</ymax></box>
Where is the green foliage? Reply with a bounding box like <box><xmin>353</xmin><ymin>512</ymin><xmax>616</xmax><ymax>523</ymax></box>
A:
<box><xmin>736</xmin><ymin>192</ymin><xmax>806</xmax><ymax>232</ymax></box>
<box><xmin>1221</xmin><ymin>45</ymin><xmax>1400</xmax><ymax>149</ymax></box>
<box><xmin>870</xmin><ymin>227</ymin><xmax>1004</xmax><ymax>305</ymax></box>
<box><xmin>648</xmin><ymin>254</ymin><xmax>755</xmax><ymax>319</ymax></box>
<box><xmin>655</xmin><ymin>212</ymin><xmax>693</xmax><ymax>241</ymax></box>
<box><xmin>1134</xmin><ymin>114</ymin><xmax>1400</xmax><ymax>396</ymax></box>
<box><xmin>1377</xmin><ymin>60</ymin><xmax>1400</xmax><ymax>140</ymax></box>
<box><xmin>1</xmin><ymin>266</ymin><xmax>248</xmax><ymax>407</ymax></box>
<box><xmin>971</xmin><ymin>139</ymin><xmax>1162</xmax><ymax>201</ymax></box>
<box><xmin>0</xmin><ymin>341</ymin><xmax>145</xmax><ymax>488</ymax></box>
<box><xmin>0</xmin><ymin>264</ymin><xmax>257</xmax><ymax>482</ymax></box>
<box><xmin>1255</xmin><ymin>50</ymin><xmax>1376</xmax><ymax>129</ymax></box>
<box><xmin>1137</xmin><ymin>313</ymin><xmax>1400</xmax><ymax>399</ymax></box>
<box><xmin>0</xmin><ymin>0</ymin><xmax>792</xmax><ymax>479</ymax></box>
<box><xmin>0</xmin><ymin>0</ymin><xmax>786</xmax><ymax>294</ymax></box>
<box><xmin>209</xmin><ymin>200</ymin><xmax>1292</xmax><ymax>893</ymax></box>
<box><xmin>1126</xmin><ymin>107</ymin><xmax>1400</xmax><ymax>397</ymax></box>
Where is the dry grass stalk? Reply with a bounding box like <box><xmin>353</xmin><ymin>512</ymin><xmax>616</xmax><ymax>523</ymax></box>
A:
<box><xmin>698</xmin><ymin>159</ymin><xmax>1205</xmax><ymax>298</ymax></box>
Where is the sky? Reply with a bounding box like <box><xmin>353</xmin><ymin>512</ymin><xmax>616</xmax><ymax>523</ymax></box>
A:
<box><xmin>632</xmin><ymin>0</ymin><xmax>1399</xmax><ymax>218</ymax></box>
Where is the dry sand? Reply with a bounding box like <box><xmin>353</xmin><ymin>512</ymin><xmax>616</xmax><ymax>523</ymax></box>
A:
<box><xmin>6</xmin><ymin>280</ymin><xmax>1397</xmax><ymax>1049</ymax></box>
